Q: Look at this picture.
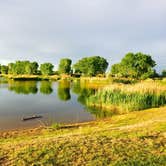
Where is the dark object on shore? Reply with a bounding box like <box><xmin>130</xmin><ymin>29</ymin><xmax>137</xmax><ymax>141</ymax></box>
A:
<box><xmin>22</xmin><ymin>115</ymin><xmax>42</xmax><ymax>121</ymax></box>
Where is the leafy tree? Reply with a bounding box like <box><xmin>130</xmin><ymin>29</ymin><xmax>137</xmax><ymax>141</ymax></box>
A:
<box><xmin>1</xmin><ymin>65</ymin><xmax>8</xmax><ymax>74</ymax></box>
<box><xmin>73</xmin><ymin>56</ymin><xmax>108</xmax><ymax>76</ymax></box>
<box><xmin>58</xmin><ymin>58</ymin><xmax>72</xmax><ymax>74</ymax></box>
<box><xmin>40</xmin><ymin>63</ymin><xmax>54</xmax><ymax>75</ymax></box>
<box><xmin>14</xmin><ymin>61</ymin><xmax>29</xmax><ymax>74</ymax></box>
<box><xmin>162</xmin><ymin>70</ymin><xmax>166</xmax><ymax>77</ymax></box>
<box><xmin>110</xmin><ymin>63</ymin><xmax>123</xmax><ymax>77</ymax></box>
<box><xmin>8</xmin><ymin>63</ymin><xmax>15</xmax><ymax>74</ymax></box>
<box><xmin>25</xmin><ymin>62</ymin><xmax>39</xmax><ymax>75</ymax></box>
<box><xmin>7</xmin><ymin>61</ymin><xmax>39</xmax><ymax>75</ymax></box>
<box><xmin>111</xmin><ymin>52</ymin><xmax>156</xmax><ymax>79</ymax></box>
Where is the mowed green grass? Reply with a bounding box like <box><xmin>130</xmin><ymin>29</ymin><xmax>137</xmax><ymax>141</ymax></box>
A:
<box><xmin>0</xmin><ymin>107</ymin><xmax>166</xmax><ymax>166</ymax></box>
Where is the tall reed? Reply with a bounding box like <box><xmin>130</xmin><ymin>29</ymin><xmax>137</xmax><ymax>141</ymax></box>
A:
<box><xmin>86</xmin><ymin>81</ymin><xmax>166</xmax><ymax>112</ymax></box>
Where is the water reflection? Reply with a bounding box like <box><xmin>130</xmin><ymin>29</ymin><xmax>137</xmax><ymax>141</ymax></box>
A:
<box><xmin>71</xmin><ymin>80</ymin><xmax>96</xmax><ymax>105</ymax></box>
<box><xmin>7</xmin><ymin>79</ymin><xmax>113</xmax><ymax>117</ymax></box>
<box><xmin>58</xmin><ymin>80</ymin><xmax>71</xmax><ymax>101</ymax></box>
<box><xmin>40</xmin><ymin>81</ymin><xmax>53</xmax><ymax>95</ymax></box>
<box><xmin>8</xmin><ymin>80</ymin><xmax>38</xmax><ymax>94</ymax></box>
<box><xmin>0</xmin><ymin>77</ymin><xmax>8</xmax><ymax>84</ymax></box>
<box><xmin>0</xmin><ymin>79</ymin><xmax>117</xmax><ymax>126</ymax></box>
<box><xmin>86</xmin><ymin>107</ymin><xmax>119</xmax><ymax>119</ymax></box>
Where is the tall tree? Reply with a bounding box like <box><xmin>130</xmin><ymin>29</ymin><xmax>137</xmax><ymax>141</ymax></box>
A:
<box><xmin>40</xmin><ymin>63</ymin><xmax>54</xmax><ymax>75</ymax></box>
<box><xmin>8</xmin><ymin>61</ymin><xmax>39</xmax><ymax>75</ymax></box>
<box><xmin>73</xmin><ymin>56</ymin><xmax>108</xmax><ymax>76</ymax></box>
<box><xmin>58</xmin><ymin>58</ymin><xmax>72</xmax><ymax>74</ymax></box>
<box><xmin>8</xmin><ymin>63</ymin><xmax>15</xmax><ymax>74</ymax></box>
<box><xmin>25</xmin><ymin>62</ymin><xmax>39</xmax><ymax>75</ymax></box>
<box><xmin>162</xmin><ymin>70</ymin><xmax>166</xmax><ymax>77</ymax></box>
<box><xmin>110</xmin><ymin>52</ymin><xmax>156</xmax><ymax>79</ymax></box>
<box><xmin>1</xmin><ymin>65</ymin><xmax>8</xmax><ymax>74</ymax></box>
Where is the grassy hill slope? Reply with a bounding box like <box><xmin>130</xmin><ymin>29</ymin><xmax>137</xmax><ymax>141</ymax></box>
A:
<box><xmin>0</xmin><ymin>107</ymin><xmax>166</xmax><ymax>166</ymax></box>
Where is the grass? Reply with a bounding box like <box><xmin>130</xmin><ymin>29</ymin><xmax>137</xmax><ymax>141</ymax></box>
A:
<box><xmin>87</xmin><ymin>81</ymin><xmax>166</xmax><ymax>112</ymax></box>
<box><xmin>0</xmin><ymin>74</ymin><xmax>60</xmax><ymax>81</ymax></box>
<box><xmin>0</xmin><ymin>107</ymin><xmax>166</xmax><ymax>165</ymax></box>
<box><xmin>79</xmin><ymin>77</ymin><xmax>137</xmax><ymax>89</ymax></box>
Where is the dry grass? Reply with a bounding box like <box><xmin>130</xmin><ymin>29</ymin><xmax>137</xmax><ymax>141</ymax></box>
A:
<box><xmin>0</xmin><ymin>107</ymin><xmax>166</xmax><ymax>165</ymax></box>
<box><xmin>87</xmin><ymin>80</ymin><xmax>166</xmax><ymax>112</ymax></box>
<box><xmin>103</xmin><ymin>81</ymin><xmax>166</xmax><ymax>94</ymax></box>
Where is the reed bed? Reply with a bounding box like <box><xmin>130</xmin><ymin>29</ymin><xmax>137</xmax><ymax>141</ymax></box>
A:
<box><xmin>87</xmin><ymin>81</ymin><xmax>166</xmax><ymax>112</ymax></box>
<box><xmin>103</xmin><ymin>81</ymin><xmax>166</xmax><ymax>94</ymax></box>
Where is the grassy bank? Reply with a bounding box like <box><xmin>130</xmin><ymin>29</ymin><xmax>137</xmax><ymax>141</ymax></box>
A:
<box><xmin>0</xmin><ymin>107</ymin><xmax>166</xmax><ymax>165</ymax></box>
<box><xmin>0</xmin><ymin>74</ymin><xmax>61</xmax><ymax>81</ymax></box>
<box><xmin>86</xmin><ymin>81</ymin><xmax>166</xmax><ymax>113</ymax></box>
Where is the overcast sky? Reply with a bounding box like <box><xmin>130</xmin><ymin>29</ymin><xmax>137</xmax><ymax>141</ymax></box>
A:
<box><xmin>0</xmin><ymin>0</ymin><xmax>165</xmax><ymax>71</ymax></box>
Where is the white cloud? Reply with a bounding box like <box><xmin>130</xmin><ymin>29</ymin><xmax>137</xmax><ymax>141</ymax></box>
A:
<box><xmin>0</xmin><ymin>0</ymin><xmax>165</xmax><ymax>71</ymax></box>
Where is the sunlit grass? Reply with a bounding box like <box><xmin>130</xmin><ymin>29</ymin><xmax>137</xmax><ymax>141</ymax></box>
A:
<box><xmin>87</xmin><ymin>81</ymin><xmax>166</xmax><ymax>112</ymax></box>
<box><xmin>0</xmin><ymin>107</ymin><xmax>166</xmax><ymax>165</ymax></box>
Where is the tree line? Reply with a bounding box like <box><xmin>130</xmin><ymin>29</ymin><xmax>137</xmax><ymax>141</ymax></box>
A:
<box><xmin>0</xmin><ymin>53</ymin><xmax>165</xmax><ymax>79</ymax></box>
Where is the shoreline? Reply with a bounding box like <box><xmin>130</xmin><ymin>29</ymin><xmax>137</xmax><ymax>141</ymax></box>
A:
<box><xmin>1</xmin><ymin>106</ymin><xmax>166</xmax><ymax>137</ymax></box>
<box><xmin>0</xmin><ymin>106</ymin><xmax>166</xmax><ymax>165</ymax></box>
<box><xmin>0</xmin><ymin>119</ymin><xmax>98</xmax><ymax>138</ymax></box>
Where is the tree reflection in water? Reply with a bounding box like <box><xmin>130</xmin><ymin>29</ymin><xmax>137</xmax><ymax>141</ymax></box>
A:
<box><xmin>40</xmin><ymin>81</ymin><xmax>53</xmax><ymax>95</ymax></box>
<box><xmin>8</xmin><ymin>80</ymin><xmax>38</xmax><ymax>94</ymax></box>
<box><xmin>57</xmin><ymin>80</ymin><xmax>71</xmax><ymax>101</ymax></box>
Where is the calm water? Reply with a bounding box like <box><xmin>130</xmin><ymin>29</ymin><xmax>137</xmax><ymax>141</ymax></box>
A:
<box><xmin>0</xmin><ymin>78</ymin><xmax>109</xmax><ymax>131</ymax></box>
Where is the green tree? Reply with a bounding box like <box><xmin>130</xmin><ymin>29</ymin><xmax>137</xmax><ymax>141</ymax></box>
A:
<box><xmin>58</xmin><ymin>58</ymin><xmax>72</xmax><ymax>74</ymax></box>
<box><xmin>73</xmin><ymin>56</ymin><xmax>108</xmax><ymax>76</ymax></box>
<box><xmin>8</xmin><ymin>61</ymin><xmax>39</xmax><ymax>75</ymax></box>
<box><xmin>8</xmin><ymin>63</ymin><xmax>15</xmax><ymax>74</ymax></box>
<box><xmin>40</xmin><ymin>63</ymin><xmax>54</xmax><ymax>75</ymax></box>
<box><xmin>110</xmin><ymin>63</ymin><xmax>123</xmax><ymax>77</ymax></box>
<box><xmin>1</xmin><ymin>65</ymin><xmax>8</xmax><ymax>74</ymax></box>
<box><xmin>162</xmin><ymin>70</ymin><xmax>166</xmax><ymax>77</ymax></box>
<box><xmin>111</xmin><ymin>52</ymin><xmax>156</xmax><ymax>79</ymax></box>
<box><xmin>15</xmin><ymin>61</ymin><xmax>29</xmax><ymax>74</ymax></box>
<box><xmin>25</xmin><ymin>62</ymin><xmax>39</xmax><ymax>75</ymax></box>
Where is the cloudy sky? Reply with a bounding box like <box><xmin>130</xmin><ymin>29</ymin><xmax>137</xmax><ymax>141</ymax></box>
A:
<box><xmin>0</xmin><ymin>0</ymin><xmax>165</xmax><ymax>71</ymax></box>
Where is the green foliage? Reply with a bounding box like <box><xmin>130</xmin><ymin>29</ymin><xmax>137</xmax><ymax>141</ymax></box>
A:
<box><xmin>162</xmin><ymin>70</ymin><xmax>166</xmax><ymax>77</ymax></box>
<box><xmin>8</xmin><ymin>61</ymin><xmax>39</xmax><ymax>75</ymax></box>
<box><xmin>87</xmin><ymin>82</ymin><xmax>166</xmax><ymax>112</ymax></box>
<box><xmin>1</xmin><ymin>65</ymin><xmax>8</xmax><ymax>74</ymax></box>
<box><xmin>58</xmin><ymin>58</ymin><xmax>72</xmax><ymax>74</ymax></box>
<box><xmin>73</xmin><ymin>56</ymin><xmax>108</xmax><ymax>76</ymax></box>
<box><xmin>51</xmin><ymin>122</ymin><xmax>61</xmax><ymax>129</ymax></box>
<box><xmin>88</xmin><ymin>90</ymin><xmax>166</xmax><ymax>112</ymax></box>
<box><xmin>111</xmin><ymin>63</ymin><xmax>122</xmax><ymax>77</ymax></box>
<box><xmin>25</xmin><ymin>62</ymin><xmax>38</xmax><ymax>75</ymax></box>
<box><xmin>40</xmin><ymin>63</ymin><xmax>54</xmax><ymax>75</ymax></box>
<box><xmin>111</xmin><ymin>52</ymin><xmax>156</xmax><ymax>79</ymax></box>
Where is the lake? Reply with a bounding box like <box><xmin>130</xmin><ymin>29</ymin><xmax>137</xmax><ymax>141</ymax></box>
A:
<box><xmin>0</xmin><ymin>78</ymin><xmax>111</xmax><ymax>131</ymax></box>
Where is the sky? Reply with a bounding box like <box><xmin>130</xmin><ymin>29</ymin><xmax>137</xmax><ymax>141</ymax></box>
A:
<box><xmin>0</xmin><ymin>0</ymin><xmax>165</xmax><ymax>71</ymax></box>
